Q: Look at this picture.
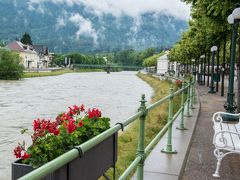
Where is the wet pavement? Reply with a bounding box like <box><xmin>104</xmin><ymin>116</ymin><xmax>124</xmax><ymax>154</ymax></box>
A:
<box><xmin>181</xmin><ymin>85</ymin><xmax>240</xmax><ymax>180</ymax></box>
<box><xmin>132</xmin><ymin>82</ymin><xmax>200</xmax><ymax>180</ymax></box>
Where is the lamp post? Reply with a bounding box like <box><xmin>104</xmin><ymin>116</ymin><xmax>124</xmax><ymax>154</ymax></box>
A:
<box><xmin>224</xmin><ymin>9</ymin><xmax>240</xmax><ymax>115</ymax></box>
<box><xmin>216</xmin><ymin>45</ymin><xmax>220</xmax><ymax>92</ymax></box>
<box><xmin>199</xmin><ymin>55</ymin><xmax>205</xmax><ymax>85</ymax></box>
<box><xmin>192</xmin><ymin>58</ymin><xmax>196</xmax><ymax>84</ymax></box>
<box><xmin>203</xmin><ymin>54</ymin><xmax>206</xmax><ymax>85</ymax></box>
<box><xmin>192</xmin><ymin>59</ymin><xmax>196</xmax><ymax>75</ymax></box>
<box><xmin>103</xmin><ymin>57</ymin><xmax>110</xmax><ymax>74</ymax></box>
<box><xmin>209</xmin><ymin>46</ymin><xmax>218</xmax><ymax>93</ymax></box>
<box><xmin>207</xmin><ymin>53</ymin><xmax>210</xmax><ymax>86</ymax></box>
<box><xmin>196</xmin><ymin>58</ymin><xmax>199</xmax><ymax>83</ymax></box>
<box><xmin>221</xmin><ymin>35</ymin><xmax>227</xmax><ymax>97</ymax></box>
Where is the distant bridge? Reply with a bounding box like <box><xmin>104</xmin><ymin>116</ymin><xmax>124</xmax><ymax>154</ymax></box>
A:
<box><xmin>73</xmin><ymin>64</ymin><xmax>143</xmax><ymax>72</ymax></box>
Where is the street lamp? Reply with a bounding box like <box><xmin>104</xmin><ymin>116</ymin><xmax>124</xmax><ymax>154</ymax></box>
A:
<box><xmin>208</xmin><ymin>46</ymin><xmax>217</xmax><ymax>93</ymax></box>
<box><xmin>224</xmin><ymin>8</ymin><xmax>240</xmax><ymax>116</ymax></box>
<box><xmin>227</xmin><ymin>14</ymin><xmax>234</xmax><ymax>24</ymax></box>
<box><xmin>199</xmin><ymin>55</ymin><xmax>205</xmax><ymax>85</ymax></box>
<box><xmin>203</xmin><ymin>54</ymin><xmax>206</xmax><ymax>85</ymax></box>
<box><xmin>207</xmin><ymin>53</ymin><xmax>210</xmax><ymax>87</ymax></box>
<box><xmin>192</xmin><ymin>59</ymin><xmax>196</xmax><ymax>82</ymax></box>
<box><xmin>196</xmin><ymin>58</ymin><xmax>199</xmax><ymax>83</ymax></box>
<box><xmin>103</xmin><ymin>57</ymin><xmax>110</xmax><ymax>74</ymax></box>
<box><xmin>192</xmin><ymin>59</ymin><xmax>196</xmax><ymax>75</ymax></box>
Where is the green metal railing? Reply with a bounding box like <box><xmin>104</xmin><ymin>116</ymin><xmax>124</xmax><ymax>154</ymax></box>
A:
<box><xmin>19</xmin><ymin>76</ymin><xmax>196</xmax><ymax>180</ymax></box>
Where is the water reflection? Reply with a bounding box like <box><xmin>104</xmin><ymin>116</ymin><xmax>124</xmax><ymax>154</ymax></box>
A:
<box><xmin>0</xmin><ymin>71</ymin><xmax>152</xmax><ymax>179</ymax></box>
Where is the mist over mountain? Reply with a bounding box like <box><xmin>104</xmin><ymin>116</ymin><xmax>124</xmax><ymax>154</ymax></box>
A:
<box><xmin>0</xmin><ymin>0</ymin><xmax>189</xmax><ymax>53</ymax></box>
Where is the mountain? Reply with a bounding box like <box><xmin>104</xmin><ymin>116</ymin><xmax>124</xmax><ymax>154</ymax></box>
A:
<box><xmin>0</xmin><ymin>0</ymin><xmax>188</xmax><ymax>53</ymax></box>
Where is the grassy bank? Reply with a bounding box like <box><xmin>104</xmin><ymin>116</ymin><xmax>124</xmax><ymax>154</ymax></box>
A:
<box><xmin>22</xmin><ymin>69</ymin><xmax>104</xmax><ymax>78</ymax></box>
<box><xmin>105</xmin><ymin>73</ymin><xmax>181</xmax><ymax>179</ymax></box>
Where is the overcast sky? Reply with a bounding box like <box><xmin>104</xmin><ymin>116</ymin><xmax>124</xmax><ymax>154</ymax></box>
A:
<box><xmin>28</xmin><ymin>0</ymin><xmax>191</xmax><ymax>21</ymax></box>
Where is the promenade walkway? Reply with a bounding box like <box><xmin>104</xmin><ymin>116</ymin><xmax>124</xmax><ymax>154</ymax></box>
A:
<box><xmin>133</xmin><ymin>82</ymin><xmax>201</xmax><ymax>180</ymax></box>
<box><xmin>134</xmin><ymin>77</ymin><xmax>240</xmax><ymax>180</ymax></box>
<box><xmin>181</xmin><ymin>85</ymin><xmax>240</xmax><ymax>180</ymax></box>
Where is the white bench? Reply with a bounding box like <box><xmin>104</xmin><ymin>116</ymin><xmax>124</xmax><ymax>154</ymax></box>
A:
<box><xmin>212</xmin><ymin>112</ymin><xmax>240</xmax><ymax>177</ymax></box>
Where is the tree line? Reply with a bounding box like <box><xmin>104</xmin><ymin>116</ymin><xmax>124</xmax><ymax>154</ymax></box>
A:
<box><xmin>168</xmin><ymin>0</ymin><xmax>238</xmax><ymax>65</ymax></box>
<box><xmin>51</xmin><ymin>47</ymin><xmax>158</xmax><ymax>67</ymax></box>
<box><xmin>168</xmin><ymin>0</ymin><xmax>240</xmax><ymax>112</ymax></box>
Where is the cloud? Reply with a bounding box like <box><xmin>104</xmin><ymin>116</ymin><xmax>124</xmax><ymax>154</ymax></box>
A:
<box><xmin>56</xmin><ymin>17</ymin><xmax>66</xmax><ymax>27</ymax></box>
<box><xmin>69</xmin><ymin>13</ymin><xmax>98</xmax><ymax>44</ymax></box>
<box><xmin>27</xmin><ymin>1</ymin><xmax>45</xmax><ymax>13</ymax></box>
<box><xmin>56</xmin><ymin>10</ymin><xmax>68</xmax><ymax>28</ymax></box>
<box><xmin>130</xmin><ymin>16</ymin><xmax>142</xmax><ymax>33</ymax></box>
<box><xmin>27</xmin><ymin>0</ymin><xmax>190</xmax><ymax>44</ymax></box>
<box><xmin>27</xmin><ymin>0</ymin><xmax>190</xmax><ymax>20</ymax></box>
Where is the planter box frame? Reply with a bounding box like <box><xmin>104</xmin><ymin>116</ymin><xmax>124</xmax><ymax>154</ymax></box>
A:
<box><xmin>12</xmin><ymin>133</ymin><xmax>118</xmax><ymax>180</ymax></box>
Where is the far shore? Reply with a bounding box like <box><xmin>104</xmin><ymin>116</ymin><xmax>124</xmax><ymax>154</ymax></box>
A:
<box><xmin>22</xmin><ymin>69</ymin><xmax>104</xmax><ymax>78</ymax></box>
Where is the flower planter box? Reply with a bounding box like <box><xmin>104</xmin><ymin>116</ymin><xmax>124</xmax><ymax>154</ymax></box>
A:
<box><xmin>12</xmin><ymin>133</ymin><xmax>118</xmax><ymax>180</ymax></box>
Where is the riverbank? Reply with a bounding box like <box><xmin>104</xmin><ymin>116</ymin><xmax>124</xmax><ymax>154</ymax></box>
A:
<box><xmin>22</xmin><ymin>69</ymin><xmax>104</xmax><ymax>78</ymax></box>
<box><xmin>106</xmin><ymin>73</ymin><xmax>181</xmax><ymax>179</ymax></box>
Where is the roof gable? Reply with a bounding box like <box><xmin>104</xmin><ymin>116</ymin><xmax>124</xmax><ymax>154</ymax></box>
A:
<box><xmin>7</xmin><ymin>41</ymin><xmax>24</xmax><ymax>52</ymax></box>
<box><xmin>6</xmin><ymin>41</ymin><xmax>37</xmax><ymax>54</ymax></box>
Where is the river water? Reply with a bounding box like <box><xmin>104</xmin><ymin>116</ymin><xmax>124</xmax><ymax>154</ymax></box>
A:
<box><xmin>0</xmin><ymin>71</ymin><xmax>152</xmax><ymax>179</ymax></box>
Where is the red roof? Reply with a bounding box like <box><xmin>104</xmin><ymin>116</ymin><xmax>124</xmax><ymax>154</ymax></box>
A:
<box><xmin>7</xmin><ymin>41</ymin><xmax>25</xmax><ymax>52</ymax></box>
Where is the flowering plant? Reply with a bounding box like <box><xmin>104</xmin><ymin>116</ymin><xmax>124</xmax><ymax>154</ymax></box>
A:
<box><xmin>175</xmin><ymin>80</ymin><xmax>183</xmax><ymax>87</ymax></box>
<box><xmin>13</xmin><ymin>104</ymin><xmax>110</xmax><ymax>168</ymax></box>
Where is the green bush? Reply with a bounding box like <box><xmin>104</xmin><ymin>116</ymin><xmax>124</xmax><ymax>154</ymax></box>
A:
<box><xmin>0</xmin><ymin>49</ymin><xmax>24</xmax><ymax>80</ymax></box>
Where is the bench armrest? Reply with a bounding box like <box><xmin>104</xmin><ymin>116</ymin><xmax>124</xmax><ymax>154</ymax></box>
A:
<box><xmin>212</xmin><ymin>112</ymin><xmax>240</xmax><ymax>124</ymax></box>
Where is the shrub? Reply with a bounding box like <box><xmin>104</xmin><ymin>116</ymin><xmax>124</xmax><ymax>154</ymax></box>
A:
<box><xmin>0</xmin><ymin>49</ymin><xmax>24</xmax><ymax>80</ymax></box>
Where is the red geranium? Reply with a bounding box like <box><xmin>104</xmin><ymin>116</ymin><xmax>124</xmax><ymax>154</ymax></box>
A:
<box><xmin>66</xmin><ymin>119</ymin><xmax>77</xmax><ymax>134</ymax></box>
<box><xmin>22</xmin><ymin>152</ymin><xmax>31</xmax><ymax>160</ymax></box>
<box><xmin>80</xmin><ymin>104</ymin><xmax>85</xmax><ymax>112</ymax></box>
<box><xmin>78</xmin><ymin>120</ymin><xmax>83</xmax><ymax>127</ymax></box>
<box><xmin>13</xmin><ymin>104</ymin><xmax>110</xmax><ymax>168</ymax></box>
<box><xmin>88</xmin><ymin>108</ymin><xmax>102</xmax><ymax>119</ymax></box>
<box><xmin>175</xmin><ymin>80</ymin><xmax>183</xmax><ymax>87</ymax></box>
<box><xmin>13</xmin><ymin>146</ymin><xmax>22</xmax><ymax>158</ymax></box>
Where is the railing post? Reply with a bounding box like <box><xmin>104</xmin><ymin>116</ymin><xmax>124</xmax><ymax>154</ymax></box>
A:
<box><xmin>177</xmin><ymin>82</ymin><xmax>188</xmax><ymax>130</ymax></box>
<box><xmin>161</xmin><ymin>85</ymin><xmax>177</xmax><ymax>154</ymax></box>
<box><xmin>185</xmin><ymin>81</ymin><xmax>192</xmax><ymax>117</ymax></box>
<box><xmin>136</xmin><ymin>94</ymin><xmax>147</xmax><ymax>180</ymax></box>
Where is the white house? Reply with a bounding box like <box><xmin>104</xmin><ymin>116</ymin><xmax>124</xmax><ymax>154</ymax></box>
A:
<box><xmin>157</xmin><ymin>54</ymin><xmax>177</xmax><ymax>75</ymax></box>
<box><xmin>7</xmin><ymin>41</ymin><xmax>39</xmax><ymax>69</ymax></box>
<box><xmin>33</xmin><ymin>45</ymin><xmax>50</xmax><ymax>68</ymax></box>
<box><xmin>6</xmin><ymin>41</ymin><xmax>51</xmax><ymax>69</ymax></box>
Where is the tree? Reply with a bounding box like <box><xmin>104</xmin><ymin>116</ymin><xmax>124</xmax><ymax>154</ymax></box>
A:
<box><xmin>143</xmin><ymin>52</ymin><xmax>164</xmax><ymax>67</ymax></box>
<box><xmin>20</xmin><ymin>32</ymin><xmax>32</xmax><ymax>45</ymax></box>
<box><xmin>0</xmin><ymin>41</ymin><xmax>5</xmax><ymax>47</ymax></box>
<box><xmin>0</xmin><ymin>49</ymin><xmax>24</xmax><ymax>80</ymax></box>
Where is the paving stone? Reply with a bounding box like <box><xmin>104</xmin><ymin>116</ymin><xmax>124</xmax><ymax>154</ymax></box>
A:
<box><xmin>181</xmin><ymin>85</ymin><xmax>240</xmax><ymax>180</ymax></box>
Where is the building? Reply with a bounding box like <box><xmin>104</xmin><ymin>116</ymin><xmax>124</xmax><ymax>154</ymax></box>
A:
<box><xmin>157</xmin><ymin>54</ymin><xmax>177</xmax><ymax>75</ymax></box>
<box><xmin>33</xmin><ymin>45</ymin><xmax>50</xmax><ymax>68</ymax></box>
<box><xmin>7</xmin><ymin>41</ymin><xmax>39</xmax><ymax>69</ymax></box>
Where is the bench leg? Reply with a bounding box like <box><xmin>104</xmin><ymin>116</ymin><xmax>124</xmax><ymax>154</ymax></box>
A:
<box><xmin>213</xmin><ymin>149</ymin><xmax>223</xmax><ymax>178</ymax></box>
<box><xmin>213</xmin><ymin>159</ymin><xmax>221</xmax><ymax>177</ymax></box>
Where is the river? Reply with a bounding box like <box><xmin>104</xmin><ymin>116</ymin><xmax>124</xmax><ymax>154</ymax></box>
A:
<box><xmin>0</xmin><ymin>71</ymin><xmax>152</xmax><ymax>179</ymax></box>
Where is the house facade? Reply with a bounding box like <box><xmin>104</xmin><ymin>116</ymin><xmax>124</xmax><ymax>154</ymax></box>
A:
<box><xmin>157</xmin><ymin>54</ymin><xmax>177</xmax><ymax>75</ymax></box>
<box><xmin>6</xmin><ymin>41</ymin><xmax>50</xmax><ymax>69</ymax></box>
<box><xmin>33</xmin><ymin>45</ymin><xmax>50</xmax><ymax>68</ymax></box>
<box><xmin>7</xmin><ymin>41</ymin><xmax>39</xmax><ymax>68</ymax></box>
